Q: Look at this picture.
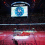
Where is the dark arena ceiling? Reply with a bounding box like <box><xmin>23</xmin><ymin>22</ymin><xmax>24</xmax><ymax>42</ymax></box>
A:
<box><xmin>0</xmin><ymin>0</ymin><xmax>45</xmax><ymax>17</ymax></box>
<box><xmin>0</xmin><ymin>0</ymin><xmax>45</xmax><ymax>14</ymax></box>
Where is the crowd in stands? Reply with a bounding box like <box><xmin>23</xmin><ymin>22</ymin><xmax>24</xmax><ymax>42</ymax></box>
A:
<box><xmin>0</xmin><ymin>25</ymin><xmax>45</xmax><ymax>31</ymax></box>
<box><xmin>0</xmin><ymin>16</ymin><xmax>45</xmax><ymax>24</ymax></box>
<box><xmin>0</xmin><ymin>14</ymin><xmax>45</xmax><ymax>31</ymax></box>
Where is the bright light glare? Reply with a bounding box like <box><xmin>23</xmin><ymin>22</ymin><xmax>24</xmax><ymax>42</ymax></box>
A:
<box><xmin>13</xmin><ymin>36</ymin><xmax>29</xmax><ymax>39</ymax></box>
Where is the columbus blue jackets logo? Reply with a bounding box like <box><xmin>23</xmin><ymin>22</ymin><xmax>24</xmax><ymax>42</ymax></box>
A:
<box><xmin>15</xmin><ymin>7</ymin><xmax>24</xmax><ymax>17</ymax></box>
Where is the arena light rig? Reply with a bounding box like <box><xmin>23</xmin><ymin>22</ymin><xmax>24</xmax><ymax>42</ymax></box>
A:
<box><xmin>2</xmin><ymin>0</ymin><xmax>11</xmax><ymax>8</ymax></box>
<box><xmin>4</xmin><ymin>1</ymin><xmax>6</xmax><ymax>4</ymax></box>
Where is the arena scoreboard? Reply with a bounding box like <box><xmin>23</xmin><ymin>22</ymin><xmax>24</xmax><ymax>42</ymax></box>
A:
<box><xmin>11</xmin><ymin>1</ymin><xmax>30</xmax><ymax>17</ymax></box>
<box><xmin>11</xmin><ymin>6</ymin><xmax>28</xmax><ymax>17</ymax></box>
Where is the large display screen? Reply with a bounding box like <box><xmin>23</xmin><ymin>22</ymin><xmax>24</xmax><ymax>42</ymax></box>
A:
<box><xmin>11</xmin><ymin>6</ymin><xmax>28</xmax><ymax>17</ymax></box>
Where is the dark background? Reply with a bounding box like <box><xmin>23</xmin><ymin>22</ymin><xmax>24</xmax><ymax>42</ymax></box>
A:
<box><xmin>0</xmin><ymin>0</ymin><xmax>45</xmax><ymax>30</ymax></box>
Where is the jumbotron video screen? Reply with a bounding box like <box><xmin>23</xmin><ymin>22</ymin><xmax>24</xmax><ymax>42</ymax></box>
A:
<box><xmin>11</xmin><ymin>6</ymin><xmax>28</xmax><ymax>17</ymax></box>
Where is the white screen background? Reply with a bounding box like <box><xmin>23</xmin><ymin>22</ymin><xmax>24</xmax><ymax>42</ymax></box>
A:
<box><xmin>11</xmin><ymin>6</ymin><xmax>28</xmax><ymax>17</ymax></box>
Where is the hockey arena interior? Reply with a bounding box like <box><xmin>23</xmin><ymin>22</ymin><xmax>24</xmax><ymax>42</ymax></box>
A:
<box><xmin>0</xmin><ymin>0</ymin><xmax>45</xmax><ymax>45</ymax></box>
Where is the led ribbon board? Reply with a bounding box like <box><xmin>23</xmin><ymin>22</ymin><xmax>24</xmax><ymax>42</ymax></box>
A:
<box><xmin>11</xmin><ymin>1</ymin><xmax>30</xmax><ymax>6</ymax></box>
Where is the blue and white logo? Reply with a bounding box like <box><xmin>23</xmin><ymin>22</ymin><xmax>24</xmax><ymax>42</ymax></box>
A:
<box><xmin>15</xmin><ymin>7</ymin><xmax>24</xmax><ymax>17</ymax></box>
